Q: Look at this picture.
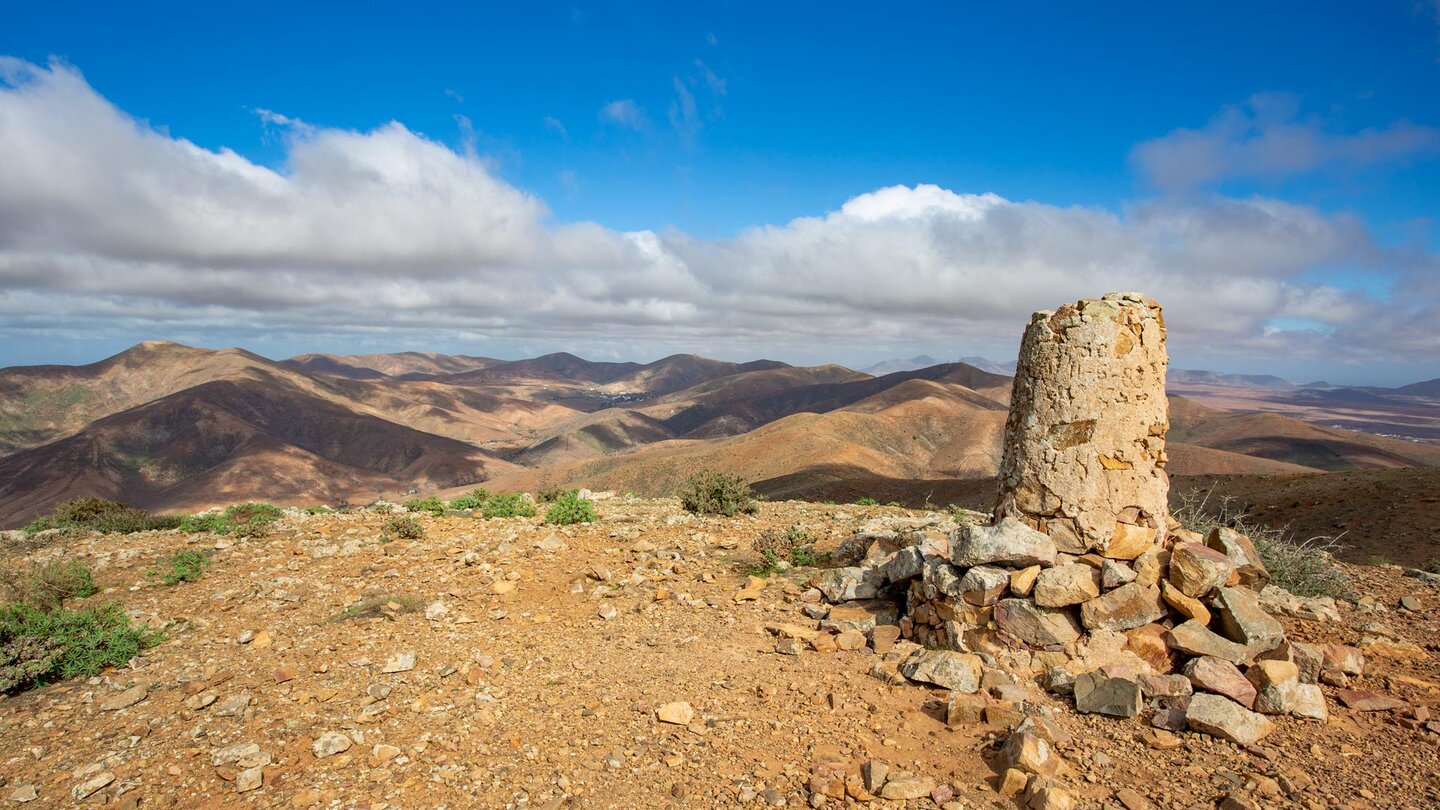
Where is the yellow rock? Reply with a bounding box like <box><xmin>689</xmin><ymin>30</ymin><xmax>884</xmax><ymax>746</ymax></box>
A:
<box><xmin>1104</xmin><ymin>523</ymin><xmax>1155</xmax><ymax>560</ymax></box>
<box><xmin>1161</xmin><ymin>581</ymin><xmax>1211</xmax><ymax>625</ymax></box>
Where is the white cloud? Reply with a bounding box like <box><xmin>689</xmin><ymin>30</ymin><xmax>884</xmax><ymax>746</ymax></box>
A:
<box><xmin>542</xmin><ymin>115</ymin><xmax>568</xmax><ymax>142</ymax></box>
<box><xmin>598</xmin><ymin>98</ymin><xmax>647</xmax><ymax>131</ymax></box>
<box><xmin>1131</xmin><ymin>93</ymin><xmax>1440</xmax><ymax>189</ymax></box>
<box><xmin>0</xmin><ymin>58</ymin><xmax>1435</xmax><ymax>373</ymax></box>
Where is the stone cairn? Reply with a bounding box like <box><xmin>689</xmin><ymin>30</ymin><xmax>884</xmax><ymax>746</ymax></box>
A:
<box><xmin>811</xmin><ymin>293</ymin><xmax>1363</xmax><ymax>796</ymax></box>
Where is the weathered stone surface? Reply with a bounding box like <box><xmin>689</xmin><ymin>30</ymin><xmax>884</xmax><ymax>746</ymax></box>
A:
<box><xmin>951</xmin><ymin>518</ymin><xmax>1058</xmax><ymax>569</ymax></box>
<box><xmin>1079</xmin><ymin>582</ymin><xmax>1165</xmax><ymax>632</ymax></box>
<box><xmin>1291</xmin><ymin>684</ymin><xmax>1328</xmax><ymax>722</ymax></box>
<box><xmin>1207</xmin><ymin>527</ymin><xmax>1270</xmax><ymax>589</ymax></box>
<box><xmin>1125</xmin><ymin>623</ymin><xmax>1175</xmax><ymax>672</ymax></box>
<box><xmin>994</xmin><ymin>293</ymin><xmax>1170</xmax><ymax>557</ymax></box>
<box><xmin>1074</xmin><ymin>668</ymin><xmax>1142</xmax><ymax>717</ymax></box>
<box><xmin>1137</xmin><ymin>673</ymin><xmax>1192</xmax><ymax>698</ymax></box>
<box><xmin>1213</xmin><ymin>586</ymin><xmax>1284</xmax><ymax>658</ymax></box>
<box><xmin>100</xmin><ymin>684</ymin><xmax>148</xmax><ymax>711</ymax></box>
<box><xmin>1336</xmin><ymin>689</ymin><xmax>1405</xmax><ymax>712</ymax></box>
<box><xmin>1322</xmin><ymin>644</ymin><xmax>1365</xmax><ymax>676</ymax></box>
<box><xmin>1161</xmin><ymin>580</ymin><xmax>1211</xmax><ymax>624</ymax></box>
<box><xmin>820</xmin><ymin>600</ymin><xmax>901</xmax><ymax>634</ymax></box>
<box><xmin>1000</xmin><ymin>731</ymin><xmax>1065</xmax><ymax>777</ymax></box>
<box><xmin>1034</xmin><ymin>564</ymin><xmax>1099</xmax><ymax>608</ymax></box>
<box><xmin>879</xmin><ymin>772</ymin><xmax>936</xmax><ymax>800</ymax></box>
<box><xmin>958</xmin><ymin>565</ymin><xmax>1010</xmax><ymax>606</ymax></box>
<box><xmin>312</xmin><ymin>731</ymin><xmax>353</xmax><ymax>758</ymax></box>
<box><xmin>1183</xmin><ymin>657</ymin><xmax>1257</xmax><ymax>708</ymax></box>
<box><xmin>883</xmin><ymin>546</ymin><xmax>924</xmax><ymax>583</ymax></box>
<box><xmin>657</xmin><ymin>701</ymin><xmax>696</xmax><ymax>724</ymax></box>
<box><xmin>1185</xmin><ymin>693</ymin><xmax>1275</xmax><ymax>745</ymax></box>
<box><xmin>947</xmin><ymin>691</ymin><xmax>987</xmax><ymax>725</ymax></box>
<box><xmin>1247</xmin><ymin>660</ymin><xmax>1299</xmax><ymax>715</ymax></box>
<box><xmin>817</xmin><ymin>566</ymin><xmax>880</xmax><ymax>602</ymax></box>
<box><xmin>994</xmin><ymin>598</ymin><xmax>1082</xmax><ymax>647</ymax></box>
<box><xmin>1100</xmin><ymin>559</ymin><xmax>1138</xmax><ymax>589</ymax></box>
<box><xmin>1167</xmin><ymin>620</ymin><xmax>1248</xmax><ymax>664</ymax></box>
<box><xmin>1259</xmin><ymin>586</ymin><xmax>1340</xmax><ymax>623</ymax></box>
<box><xmin>1168</xmin><ymin>543</ymin><xmax>1234</xmax><ymax>598</ymax></box>
<box><xmin>1105</xmin><ymin>523</ymin><xmax>1156</xmax><ymax>560</ymax></box>
<box><xmin>1010</xmin><ymin>565</ymin><xmax>1042</xmax><ymax>597</ymax></box>
<box><xmin>900</xmin><ymin>649</ymin><xmax>982</xmax><ymax>692</ymax></box>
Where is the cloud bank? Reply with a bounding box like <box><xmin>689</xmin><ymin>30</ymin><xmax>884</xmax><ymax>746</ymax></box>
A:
<box><xmin>0</xmin><ymin>59</ymin><xmax>1436</xmax><ymax>371</ymax></box>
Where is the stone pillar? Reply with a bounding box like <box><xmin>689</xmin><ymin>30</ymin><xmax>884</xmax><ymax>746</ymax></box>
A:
<box><xmin>994</xmin><ymin>292</ymin><xmax>1169</xmax><ymax>558</ymax></box>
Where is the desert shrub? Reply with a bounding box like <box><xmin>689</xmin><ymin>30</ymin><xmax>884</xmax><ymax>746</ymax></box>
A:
<box><xmin>1426</xmin><ymin>559</ymin><xmax>1440</xmax><ymax>575</ymax></box>
<box><xmin>179</xmin><ymin>503</ymin><xmax>282</xmax><ymax>537</ymax></box>
<box><xmin>543</xmin><ymin>492</ymin><xmax>596</xmax><ymax>525</ymax></box>
<box><xmin>22</xmin><ymin>498</ymin><xmax>181</xmax><ymax>535</ymax></box>
<box><xmin>304</xmin><ymin>505</ymin><xmax>334</xmax><ymax>515</ymax></box>
<box><xmin>385</xmin><ymin>515</ymin><xmax>424</xmax><ymax>540</ymax></box>
<box><xmin>537</xmin><ymin>487</ymin><xmax>576</xmax><ymax>504</ymax></box>
<box><xmin>679</xmin><ymin>470</ymin><xmax>757</xmax><ymax>517</ymax></box>
<box><xmin>855</xmin><ymin>497</ymin><xmax>878</xmax><ymax>506</ymax></box>
<box><xmin>0</xmin><ymin>601</ymin><xmax>163</xmax><ymax>693</ymax></box>
<box><xmin>332</xmin><ymin>593</ymin><xmax>423</xmax><ymax>622</ymax></box>
<box><xmin>155</xmin><ymin>550</ymin><xmax>210</xmax><ymax>585</ymax></box>
<box><xmin>448</xmin><ymin>488</ymin><xmax>491</xmax><ymax>511</ymax></box>
<box><xmin>482</xmin><ymin>493</ymin><xmax>538</xmax><ymax>519</ymax></box>
<box><xmin>752</xmin><ymin>525</ymin><xmax>825</xmax><ymax>568</ymax></box>
<box><xmin>404</xmin><ymin>497</ymin><xmax>446</xmax><ymax>516</ymax></box>
<box><xmin>178</xmin><ymin>513</ymin><xmax>226</xmax><ymax>534</ymax></box>
<box><xmin>9</xmin><ymin>560</ymin><xmax>98</xmax><ymax>611</ymax></box>
<box><xmin>1173</xmin><ymin>489</ymin><xmax>1355</xmax><ymax>601</ymax></box>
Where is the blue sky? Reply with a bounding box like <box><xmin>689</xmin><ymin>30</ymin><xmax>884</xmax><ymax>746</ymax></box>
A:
<box><xmin>1</xmin><ymin>1</ymin><xmax>1438</xmax><ymax>384</ymax></box>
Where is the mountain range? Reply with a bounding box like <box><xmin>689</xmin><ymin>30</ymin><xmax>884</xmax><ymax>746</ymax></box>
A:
<box><xmin>1</xmin><ymin>342</ymin><xmax>1437</xmax><ymax>528</ymax></box>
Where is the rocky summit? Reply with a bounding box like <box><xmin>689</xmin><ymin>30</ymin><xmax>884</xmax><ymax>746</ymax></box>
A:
<box><xmin>1</xmin><ymin>294</ymin><xmax>1437</xmax><ymax>809</ymax></box>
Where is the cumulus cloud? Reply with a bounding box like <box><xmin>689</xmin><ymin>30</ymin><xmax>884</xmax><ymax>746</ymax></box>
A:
<box><xmin>0</xmin><ymin>58</ymin><xmax>1436</xmax><ymax>372</ymax></box>
<box><xmin>598</xmin><ymin>98</ymin><xmax>647</xmax><ymax>131</ymax></box>
<box><xmin>1131</xmin><ymin>93</ymin><xmax>1440</xmax><ymax>189</ymax></box>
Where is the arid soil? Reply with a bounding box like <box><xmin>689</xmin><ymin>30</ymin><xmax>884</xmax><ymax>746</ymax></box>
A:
<box><xmin>2</xmin><ymin>500</ymin><xmax>1438</xmax><ymax>809</ymax></box>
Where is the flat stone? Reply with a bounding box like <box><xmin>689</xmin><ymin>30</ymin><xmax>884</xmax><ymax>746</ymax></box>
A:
<box><xmin>862</xmin><ymin>759</ymin><xmax>890</xmax><ymax>794</ymax></box>
<box><xmin>1213</xmin><ymin>586</ymin><xmax>1284</xmax><ymax>658</ymax></box>
<box><xmin>1079</xmin><ymin>582</ymin><xmax>1165</xmax><ymax>632</ymax></box>
<box><xmin>1335</xmin><ymin>689</ymin><xmax>1405</xmax><ymax>712</ymax></box>
<box><xmin>1291</xmin><ymin>684</ymin><xmax>1327</xmax><ymax>722</ymax></box>
<box><xmin>878</xmin><ymin>772</ymin><xmax>936</xmax><ymax>800</ymax></box>
<box><xmin>870</xmin><ymin>624</ymin><xmax>901</xmax><ymax>653</ymax></box>
<box><xmin>1027</xmin><ymin>786</ymin><xmax>1076</xmax><ymax>810</ymax></box>
<box><xmin>1000</xmin><ymin>731</ymin><xmax>1064</xmax><ymax>777</ymax></box>
<box><xmin>1010</xmin><ymin>565</ymin><xmax>1042</xmax><ymax>597</ymax></box>
<box><xmin>817</xmin><ymin>566</ymin><xmax>880</xmax><ymax>602</ymax></box>
<box><xmin>1137</xmin><ymin>673</ymin><xmax>1192</xmax><ymax>698</ymax></box>
<box><xmin>1168</xmin><ymin>543</ymin><xmax>1234</xmax><ymax>598</ymax></box>
<box><xmin>1207</xmin><ymin>527</ymin><xmax>1270</xmax><ymax>590</ymax></box>
<box><xmin>958</xmin><ymin>565</ymin><xmax>1010</xmax><ymax>606</ymax></box>
<box><xmin>657</xmin><ymin>701</ymin><xmax>695</xmax><ymax>724</ymax></box>
<box><xmin>100</xmin><ymin>684</ymin><xmax>148</xmax><ymax>711</ymax></box>
<box><xmin>1115</xmin><ymin>787</ymin><xmax>1155</xmax><ymax>810</ymax></box>
<box><xmin>1125</xmin><ymin>623</ymin><xmax>1174</xmax><ymax>672</ymax></box>
<box><xmin>1073</xmin><ymin>669</ymin><xmax>1142</xmax><ymax>717</ymax></box>
<box><xmin>1247</xmin><ymin>659</ymin><xmax>1299</xmax><ymax>715</ymax></box>
<box><xmin>1323</xmin><ymin>644</ymin><xmax>1365</xmax><ymax>676</ymax></box>
<box><xmin>1185</xmin><ymin>693</ymin><xmax>1275</xmax><ymax>745</ymax></box>
<box><xmin>213</xmin><ymin>692</ymin><xmax>252</xmax><ymax>717</ymax></box>
<box><xmin>7</xmin><ymin>785</ymin><xmax>38</xmax><ymax>804</ymax></box>
<box><xmin>947</xmin><ymin>691</ymin><xmax>987</xmax><ymax>725</ymax></box>
<box><xmin>382</xmin><ymin>651</ymin><xmax>416</xmax><ymax>673</ymax></box>
<box><xmin>883</xmin><ymin>546</ymin><xmax>924</xmax><ymax>582</ymax></box>
<box><xmin>1160</xmin><ymin>580</ymin><xmax>1210</xmax><ymax>624</ymax></box>
<box><xmin>312</xmin><ymin>731</ymin><xmax>353</xmax><ymax>759</ymax></box>
<box><xmin>213</xmin><ymin>742</ymin><xmax>262</xmax><ymax>766</ymax></box>
<box><xmin>1167</xmin><ymin>620</ymin><xmax>1248</xmax><ymax>664</ymax></box>
<box><xmin>1100</xmin><ymin>559</ymin><xmax>1138</xmax><ymax>589</ymax></box>
<box><xmin>950</xmin><ymin>518</ymin><xmax>1058</xmax><ymax>569</ymax></box>
<box><xmin>900</xmin><ymin>649</ymin><xmax>983</xmax><ymax>692</ymax></box>
<box><xmin>994</xmin><ymin>598</ymin><xmax>1082</xmax><ymax>647</ymax></box>
<box><xmin>1105</xmin><ymin>523</ymin><xmax>1155</xmax><ymax>560</ymax></box>
<box><xmin>72</xmin><ymin>772</ymin><xmax>114</xmax><ymax>802</ymax></box>
<box><xmin>1034</xmin><ymin>564</ymin><xmax>1099</xmax><ymax>608</ymax></box>
<box><xmin>1184</xmin><ymin>657</ymin><xmax>1256</xmax><ymax>708</ymax></box>
<box><xmin>235</xmin><ymin>766</ymin><xmax>263</xmax><ymax>793</ymax></box>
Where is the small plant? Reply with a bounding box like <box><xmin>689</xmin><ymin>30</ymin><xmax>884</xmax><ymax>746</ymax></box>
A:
<box><xmin>747</xmin><ymin>552</ymin><xmax>782</xmax><ymax>578</ymax></box>
<box><xmin>0</xmin><ymin>601</ymin><xmax>164</xmax><ymax>693</ymax></box>
<box><xmin>1425</xmin><ymin>559</ymin><xmax>1440</xmax><ymax>575</ymax></box>
<box><xmin>1366</xmin><ymin>555</ymin><xmax>1392</xmax><ymax>567</ymax></box>
<box><xmin>753</xmin><ymin>525</ymin><xmax>826</xmax><ymax>568</ymax></box>
<box><xmin>21</xmin><ymin>498</ymin><xmax>182</xmax><ymax>535</ymax></box>
<box><xmin>385</xmin><ymin>515</ymin><xmax>424</xmax><ymax>540</ymax></box>
<box><xmin>1173</xmin><ymin>489</ymin><xmax>1355</xmax><ymax>601</ymax></box>
<box><xmin>448</xmin><ymin>488</ymin><xmax>491</xmax><ymax>511</ymax></box>
<box><xmin>544</xmin><ymin>492</ymin><xmax>596</xmax><ymax>525</ymax></box>
<box><xmin>482</xmin><ymin>493</ymin><xmax>538</xmax><ymax>519</ymax></box>
<box><xmin>404</xmin><ymin>497</ymin><xmax>446</xmax><ymax>516</ymax></box>
<box><xmin>304</xmin><ymin>505</ymin><xmax>334</xmax><ymax>515</ymax></box>
<box><xmin>179</xmin><ymin>513</ymin><xmax>225</xmax><ymax>534</ymax></box>
<box><xmin>538</xmin><ymin>487</ymin><xmax>576</xmax><ymax>504</ymax></box>
<box><xmin>179</xmin><ymin>503</ymin><xmax>283</xmax><ymax>537</ymax></box>
<box><xmin>8</xmin><ymin>561</ymin><xmax>98</xmax><ymax>611</ymax></box>
<box><xmin>679</xmin><ymin>470</ymin><xmax>757</xmax><ymax>517</ymax></box>
<box><xmin>331</xmin><ymin>594</ymin><xmax>423</xmax><ymax>622</ymax></box>
<box><xmin>156</xmin><ymin>550</ymin><xmax>210</xmax><ymax>585</ymax></box>
<box><xmin>855</xmin><ymin>497</ymin><xmax>878</xmax><ymax>506</ymax></box>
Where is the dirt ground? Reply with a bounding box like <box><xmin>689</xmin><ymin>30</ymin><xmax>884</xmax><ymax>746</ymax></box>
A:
<box><xmin>1</xmin><ymin>499</ymin><xmax>1438</xmax><ymax>809</ymax></box>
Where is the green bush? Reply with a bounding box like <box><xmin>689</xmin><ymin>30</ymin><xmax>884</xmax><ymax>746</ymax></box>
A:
<box><xmin>855</xmin><ymin>497</ymin><xmax>878</xmax><ymax>506</ymax></box>
<box><xmin>10</xmin><ymin>561</ymin><xmax>97</xmax><ymax>611</ymax></box>
<box><xmin>21</xmin><ymin>498</ymin><xmax>181</xmax><ymax>535</ymax></box>
<box><xmin>156</xmin><ymin>550</ymin><xmax>210</xmax><ymax>585</ymax></box>
<box><xmin>752</xmin><ymin>525</ymin><xmax>826</xmax><ymax>568</ymax></box>
<box><xmin>178</xmin><ymin>503</ymin><xmax>282</xmax><ymax>537</ymax></box>
<box><xmin>385</xmin><ymin>515</ymin><xmax>424</xmax><ymax>540</ymax></box>
<box><xmin>447</xmin><ymin>488</ymin><xmax>490</xmax><ymax>511</ymax></box>
<box><xmin>404</xmin><ymin>497</ymin><xmax>446</xmax><ymax>516</ymax></box>
<box><xmin>482</xmin><ymin>493</ymin><xmax>538</xmax><ymax>519</ymax></box>
<box><xmin>537</xmin><ymin>487</ymin><xmax>576</xmax><ymax>504</ymax></box>
<box><xmin>178</xmin><ymin>513</ymin><xmax>225</xmax><ymax>534</ymax></box>
<box><xmin>1173</xmin><ymin>489</ymin><xmax>1355</xmax><ymax>601</ymax></box>
<box><xmin>543</xmin><ymin>492</ymin><xmax>596</xmax><ymax>525</ymax></box>
<box><xmin>0</xmin><ymin>601</ymin><xmax>163</xmax><ymax>693</ymax></box>
<box><xmin>679</xmin><ymin>470</ymin><xmax>757</xmax><ymax>517</ymax></box>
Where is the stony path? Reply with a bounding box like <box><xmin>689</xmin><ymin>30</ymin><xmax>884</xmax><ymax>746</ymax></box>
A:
<box><xmin>1</xmin><ymin>500</ymin><xmax>1438</xmax><ymax>809</ymax></box>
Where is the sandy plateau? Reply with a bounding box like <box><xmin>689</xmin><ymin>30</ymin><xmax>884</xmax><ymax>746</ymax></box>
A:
<box><xmin>1</xmin><ymin>500</ymin><xmax>1437</xmax><ymax>809</ymax></box>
